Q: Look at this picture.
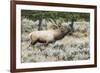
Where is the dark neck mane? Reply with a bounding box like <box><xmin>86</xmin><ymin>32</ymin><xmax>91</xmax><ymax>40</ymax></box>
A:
<box><xmin>54</xmin><ymin>29</ymin><xmax>68</xmax><ymax>40</ymax></box>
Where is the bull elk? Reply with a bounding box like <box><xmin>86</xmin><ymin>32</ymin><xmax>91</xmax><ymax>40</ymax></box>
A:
<box><xmin>27</xmin><ymin>24</ymin><xmax>71</xmax><ymax>46</ymax></box>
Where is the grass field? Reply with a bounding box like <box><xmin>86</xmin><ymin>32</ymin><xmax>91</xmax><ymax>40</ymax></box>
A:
<box><xmin>21</xmin><ymin>18</ymin><xmax>90</xmax><ymax>63</ymax></box>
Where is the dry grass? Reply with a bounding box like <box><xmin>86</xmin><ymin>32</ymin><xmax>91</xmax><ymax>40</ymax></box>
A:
<box><xmin>21</xmin><ymin>18</ymin><xmax>90</xmax><ymax>63</ymax></box>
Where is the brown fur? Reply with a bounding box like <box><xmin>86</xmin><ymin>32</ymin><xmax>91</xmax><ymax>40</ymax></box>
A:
<box><xmin>28</xmin><ymin>25</ymin><xmax>71</xmax><ymax>45</ymax></box>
